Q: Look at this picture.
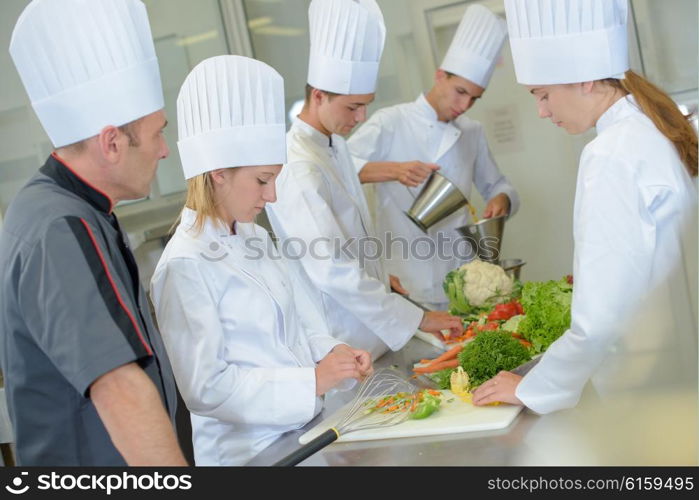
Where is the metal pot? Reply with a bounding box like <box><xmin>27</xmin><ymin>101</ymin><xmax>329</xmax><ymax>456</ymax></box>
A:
<box><xmin>456</xmin><ymin>215</ymin><xmax>506</xmax><ymax>263</ymax></box>
<box><xmin>498</xmin><ymin>258</ymin><xmax>526</xmax><ymax>280</ymax></box>
<box><xmin>405</xmin><ymin>172</ymin><xmax>468</xmax><ymax>233</ymax></box>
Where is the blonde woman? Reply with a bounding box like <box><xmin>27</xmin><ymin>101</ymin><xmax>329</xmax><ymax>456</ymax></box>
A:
<box><xmin>473</xmin><ymin>0</ymin><xmax>697</xmax><ymax>413</ymax></box>
<box><xmin>150</xmin><ymin>55</ymin><xmax>371</xmax><ymax>465</ymax></box>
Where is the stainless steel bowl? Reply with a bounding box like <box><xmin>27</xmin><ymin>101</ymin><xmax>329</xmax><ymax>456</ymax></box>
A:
<box><xmin>499</xmin><ymin>258</ymin><xmax>526</xmax><ymax>280</ymax></box>
<box><xmin>455</xmin><ymin>215</ymin><xmax>506</xmax><ymax>263</ymax></box>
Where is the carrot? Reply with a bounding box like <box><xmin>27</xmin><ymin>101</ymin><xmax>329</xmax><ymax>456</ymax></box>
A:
<box><xmin>413</xmin><ymin>358</ymin><xmax>459</xmax><ymax>373</ymax></box>
<box><xmin>417</xmin><ymin>345</ymin><xmax>462</xmax><ymax>367</ymax></box>
<box><xmin>464</xmin><ymin>328</ymin><xmax>476</xmax><ymax>339</ymax></box>
<box><xmin>510</xmin><ymin>333</ymin><xmax>523</xmax><ymax>339</ymax></box>
<box><xmin>426</xmin><ymin>345</ymin><xmax>462</xmax><ymax>365</ymax></box>
<box><xmin>519</xmin><ymin>339</ymin><xmax>532</xmax><ymax>348</ymax></box>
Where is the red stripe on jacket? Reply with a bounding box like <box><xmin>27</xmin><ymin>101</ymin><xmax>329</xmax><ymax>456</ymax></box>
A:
<box><xmin>80</xmin><ymin>218</ymin><xmax>153</xmax><ymax>356</ymax></box>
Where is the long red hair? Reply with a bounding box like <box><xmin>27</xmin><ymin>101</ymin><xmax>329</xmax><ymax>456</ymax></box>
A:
<box><xmin>607</xmin><ymin>71</ymin><xmax>698</xmax><ymax>177</ymax></box>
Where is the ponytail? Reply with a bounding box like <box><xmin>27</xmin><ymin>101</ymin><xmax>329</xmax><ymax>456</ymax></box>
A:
<box><xmin>607</xmin><ymin>71</ymin><xmax>697</xmax><ymax>177</ymax></box>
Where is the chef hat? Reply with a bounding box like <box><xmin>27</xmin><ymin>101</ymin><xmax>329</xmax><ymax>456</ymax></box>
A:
<box><xmin>9</xmin><ymin>0</ymin><xmax>163</xmax><ymax>148</ymax></box>
<box><xmin>440</xmin><ymin>5</ymin><xmax>508</xmax><ymax>88</ymax></box>
<box><xmin>177</xmin><ymin>56</ymin><xmax>286</xmax><ymax>180</ymax></box>
<box><xmin>504</xmin><ymin>0</ymin><xmax>629</xmax><ymax>85</ymax></box>
<box><xmin>307</xmin><ymin>0</ymin><xmax>386</xmax><ymax>95</ymax></box>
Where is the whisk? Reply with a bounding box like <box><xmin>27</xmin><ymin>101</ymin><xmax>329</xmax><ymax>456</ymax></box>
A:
<box><xmin>273</xmin><ymin>368</ymin><xmax>418</xmax><ymax>466</ymax></box>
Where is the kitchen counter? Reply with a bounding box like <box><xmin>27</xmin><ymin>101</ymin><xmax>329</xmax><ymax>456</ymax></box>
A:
<box><xmin>247</xmin><ymin>337</ymin><xmax>698</xmax><ymax>466</ymax></box>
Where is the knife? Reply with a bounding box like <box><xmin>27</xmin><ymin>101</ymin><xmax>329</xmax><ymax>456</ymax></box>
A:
<box><xmin>510</xmin><ymin>356</ymin><xmax>541</xmax><ymax>377</ymax></box>
<box><xmin>399</xmin><ymin>294</ymin><xmax>432</xmax><ymax>312</ymax></box>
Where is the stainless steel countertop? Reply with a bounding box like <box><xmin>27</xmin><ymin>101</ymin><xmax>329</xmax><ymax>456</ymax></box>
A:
<box><xmin>247</xmin><ymin>337</ymin><xmax>698</xmax><ymax>466</ymax></box>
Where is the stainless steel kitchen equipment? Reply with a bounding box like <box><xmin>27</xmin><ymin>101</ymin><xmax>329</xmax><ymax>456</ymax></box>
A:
<box><xmin>499</xmin><ymin>258</ymin><xmax>526</xmax><ymax>280</ymax></box>
<box><xmin>456</xmin><ymin>214</ymin><xmax>506</xmax><ymax>263</ymax></box>
<box><xmin>273</xmin><ymin>368</ymin><xmax>417</xmax><ymax>466</ymax></box>
<box><xmin>405</xmin><ymin>172</ymin><xmax>469</xmax><ymax>232</ymax></box>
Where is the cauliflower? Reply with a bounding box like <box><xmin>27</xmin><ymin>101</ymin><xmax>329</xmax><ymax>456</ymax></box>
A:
<box><xmin>443</xmin><ymin>259</ymin><xmax>514</xmax><ymax>316</ymax></box>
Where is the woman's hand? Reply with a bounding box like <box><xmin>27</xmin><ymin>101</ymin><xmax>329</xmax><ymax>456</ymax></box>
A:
<box><xmin>332</xmin><ymin>344</ymin><xmax>373</xmax><ymax>378</ymax></box>
<box><xmin>471</xmin><ymin>371</ymin><xmax>523</xmax><ymax>406</ymax></box>
<box><xmin>315</xmin><ymin>347</ymin><xmax>361</xmax><ymax>396</ymax></box>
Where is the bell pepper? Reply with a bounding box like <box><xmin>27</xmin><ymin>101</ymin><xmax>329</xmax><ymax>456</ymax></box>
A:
<box><xmin>410</xmin><ymin>390</ymin><xmax>442</xmax><ymax>420</ymax></box>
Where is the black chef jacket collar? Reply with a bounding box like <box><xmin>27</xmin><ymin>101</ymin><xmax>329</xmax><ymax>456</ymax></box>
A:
<box><xmin>41</xmin><ymin>152</ymin><xmax>114</xmax><ymax>214</ymax></box>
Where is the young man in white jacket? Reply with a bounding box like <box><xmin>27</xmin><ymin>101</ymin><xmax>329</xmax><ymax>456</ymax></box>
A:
<box><xmin>347</xmin><ymin>5</ymin><xmax>520</xmax><ymax>310</ymax></box>
<box><xmin>266</xmin><ymin>0</ymin><xmax>463</xmax><ymax>360</ymax></box>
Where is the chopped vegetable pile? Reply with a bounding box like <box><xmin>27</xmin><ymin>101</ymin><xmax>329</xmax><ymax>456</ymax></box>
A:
<box><xmin>363</xmin><ymin>389</ymin><xmax>443</xmax><ymax>420</ymax></box>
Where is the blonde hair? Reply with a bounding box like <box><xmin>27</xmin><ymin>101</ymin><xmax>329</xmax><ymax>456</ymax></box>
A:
<box><xmin>606</xmin><ymin>71</ymin><xmax>698</xmax><ymax>177</ymax></box>
<box><xmin>171</xmin><ymin>171</ymin><xmax>229</xmax><ymax>235</ymax></box>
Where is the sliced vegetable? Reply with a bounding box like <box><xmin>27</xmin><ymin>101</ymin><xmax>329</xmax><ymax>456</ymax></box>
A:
<box><xmin>409</xmin><ymin>390</ymin><xmax>442</xmax><ymax>420</ymax></box>
<box><xmin>487</xmin><ymin>300</ymin><xmax>523</xmax><ymax>321</ymax></box>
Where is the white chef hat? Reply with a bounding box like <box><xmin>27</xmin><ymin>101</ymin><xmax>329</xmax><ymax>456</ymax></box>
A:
<box><xmin>307</xmin><ymin>0</ymin><xmax>386</xmax><ymax>95</ymax></box>
<box><xmin>9</xmin><ymin>0</ymin><xmax>164</xmax><ymax>148</ymax></box>
<box><xmin>504</xmin><ymin>0</ymin><xmax>629</xmax><ymax>85</ymax></box>
<box><xmin>177</xmin><ymin>56</ymin><xmax>286</xmax><ymax>180</ymax></box>
<box><xmin>440</xmin><ymin>5</ymin><xmax>508</xmax><ymax>88</ymax></box>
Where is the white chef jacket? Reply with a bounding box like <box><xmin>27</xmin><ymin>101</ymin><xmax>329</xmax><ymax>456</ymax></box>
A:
<box><xmin>150</xmin><ymin>208</ymin><xmax>343</xmax><ymax>465</ymax></box>
<box><xmin>516</xmin><ymin>96</ymin><xmax>698</xmax><ymax>414</ymax></box>
<box><xmin>266</xmin><ymin>118</ymin><xmax>424</xmax><ymax>360</ymax></box>
<box><xmin>347</xmin><ymin>94</ymin><xmax>520</xmax><ymax>307</ymax></box>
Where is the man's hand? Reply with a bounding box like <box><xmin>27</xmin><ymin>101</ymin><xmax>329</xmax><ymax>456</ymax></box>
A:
<box><xmin>389</xmin><ymin>274</ymin><xmax>409</xmax><ymax>295</ymax></box>
<box><xmin>396</xmin><ymin>161</ymin><xmax>439</xmax><ymax>187</ymax></box>
<box><xmin>419</xmin><ymin>310</ymin><xmax>463</xmax><ymax>339</ymax></box>
<box><xmin>482</xmin><ymin>193</ymin><xmax>511</xmax><ymax>219</ymax></box>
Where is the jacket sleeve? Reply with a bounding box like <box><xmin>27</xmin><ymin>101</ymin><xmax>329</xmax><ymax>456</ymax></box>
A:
<box><xmin>283</xmin><ymin>253</ymin><xmax>344</xmax><ymax>362</ymax></box>
<box><xmin>150</xmin><ymin>257</ymin><xmax>317</xmax><ymax>426</ymax></box>
<box><xmin>515</xmin><ymin>151</ymin><xmax>655</xmax><ymax>414</ymax></box>
<box><xmin>472</xmin><ymin>123</ymin><xmax>520</xmax><ymax>217</ymax></box>
<box><xmin>19</xmin><ymin>216</ymin><xmax>151</xmax><ymax>397</ymax></box>
<box><xmin>269</xmin><ymin>162</ymin><xmax>424</xmax><ymax>351</ymax></box>
<box><xmin>346</xmin><ymin>110</ymin><xmax>392</xmax><ymax>173</ymax></box>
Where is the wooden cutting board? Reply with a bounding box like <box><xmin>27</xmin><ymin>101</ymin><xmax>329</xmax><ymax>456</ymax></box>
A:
<box><xmin>299</xmin><ymin>390</ymin><xmax>522</xmax><ymax>444</ymax></box>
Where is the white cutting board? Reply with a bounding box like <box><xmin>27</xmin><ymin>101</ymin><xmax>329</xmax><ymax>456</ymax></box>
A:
<box><xmin>299</xmin><ymin>390</ymin><xmax>522</xmax><ymax>444</ymax></box>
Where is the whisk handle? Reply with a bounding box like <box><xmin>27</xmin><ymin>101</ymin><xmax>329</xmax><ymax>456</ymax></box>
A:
<box><xmin>273</xmin><ymin>429</ymin><xmax>339</xmax><ymax>467</ymax></box>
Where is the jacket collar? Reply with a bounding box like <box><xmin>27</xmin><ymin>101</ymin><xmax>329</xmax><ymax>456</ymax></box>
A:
<box><xmin>179</xmin><ymin>207</ymin><xmax>265</xmax><ymax>246</ymax></box>
<box><xmin>292</xmin><ymin>117</ymin><xmax>336</xmax><ymax>149</ymax></box>
<box><xmin>40</xmin><ymin>152</ymin><xmax>114</xmax><ymax>213</ymax></box>
<box><xmin>414</xmin><ymin>93</ymin><xmax>441</xmax><ymax>123</ymax></box>
<box><xmin>180</xmin><ymin>206</ymin><xmax>236</xmax><ymax>240</ymax></box>
<box><xmin>596</xmin><ymin>95</ymin><xmax>640</xmax><ymax>135</ymax></box>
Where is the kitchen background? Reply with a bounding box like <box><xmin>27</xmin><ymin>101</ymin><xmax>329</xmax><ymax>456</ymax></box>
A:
<box><xmin>0</xmin><ymin>0</ymin><xmax>696</xmax><ymax>319</ymax></box>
